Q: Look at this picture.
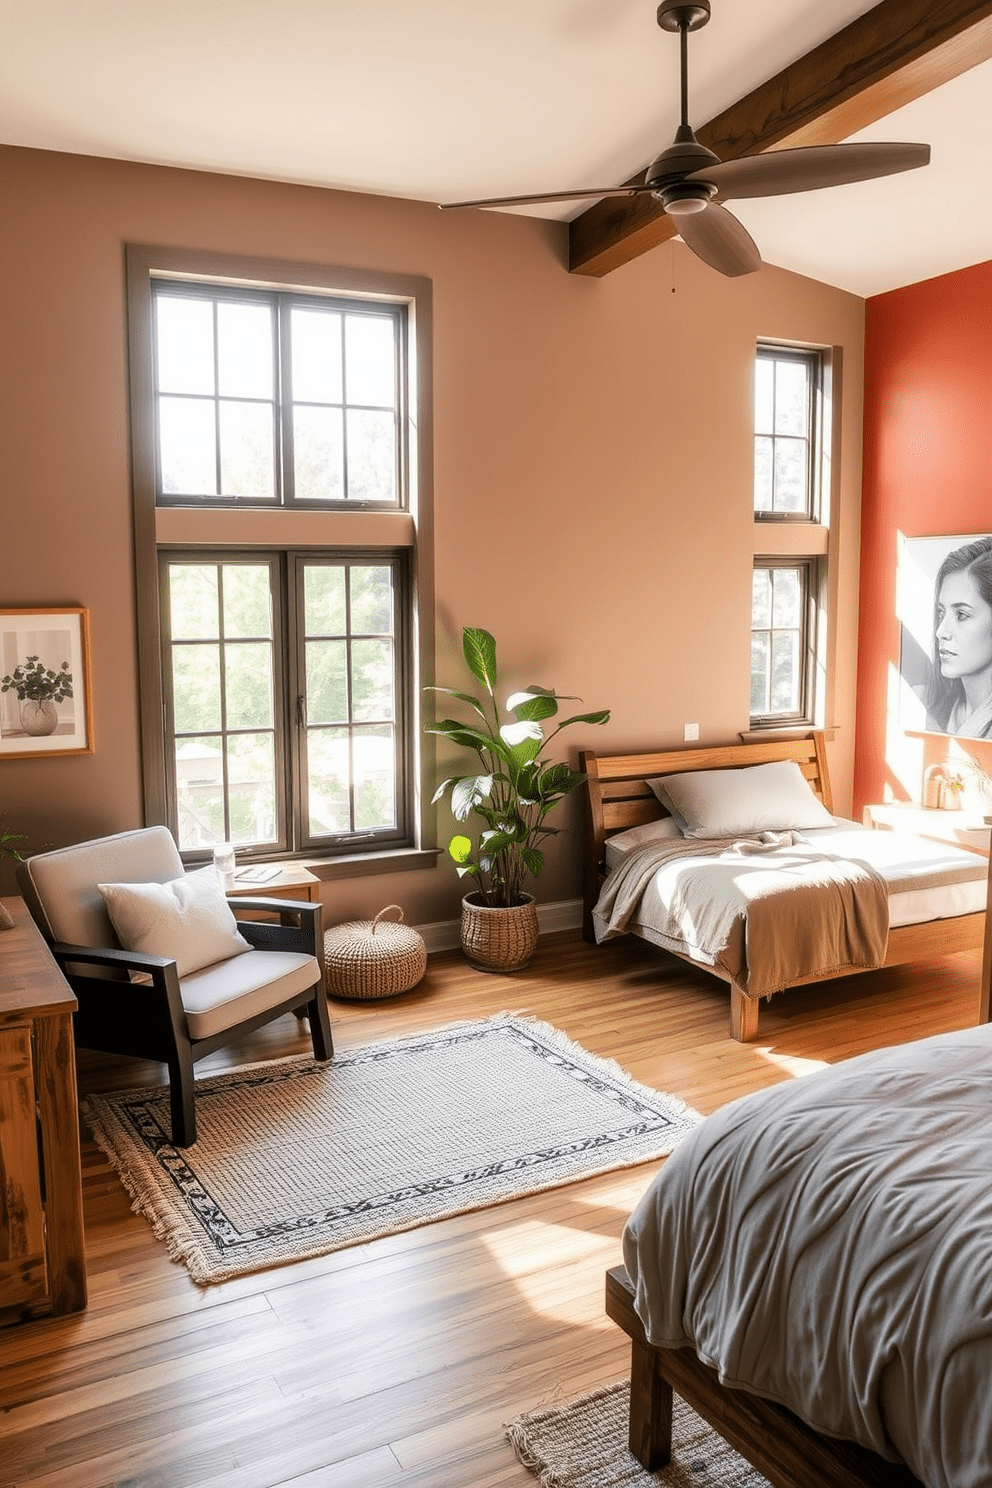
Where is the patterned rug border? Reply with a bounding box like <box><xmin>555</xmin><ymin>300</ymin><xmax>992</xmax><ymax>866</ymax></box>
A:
<box><xmin>81</xmin><ymin>1013</ymin><xmax>702</xmax><ymax>1285</ymax></box>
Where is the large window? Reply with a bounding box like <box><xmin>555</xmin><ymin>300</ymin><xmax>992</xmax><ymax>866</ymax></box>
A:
<box><xmin>750</xmin><ymin>559</ymin><xmax>818</xmax><ymax>725</ymax></box>
<box><xmin>753</xmin><ymin>346</ymin><xmax>819</xmax><ymax>519</ymax></box>
<box><xmin>162</xmin><ymin>554</ymin><xmax>407</xmax><ymax>854</ymax></box>
<box><xmin>128</xmin><ymin>246</ymin><xmax>433</xmax><ymax>868</ymax></box>
<box><xmin>153</xmin><ymin>283</ymin><xmax>403</xmax><ymax>507</ymax></box>
<box><xmin>750</xmin><ymin>344</ymin><xmax>828</xmax><ymax>730</ymax></box>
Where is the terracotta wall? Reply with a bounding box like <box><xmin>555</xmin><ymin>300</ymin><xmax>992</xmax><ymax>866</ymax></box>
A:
<box><xmin>0</xmin><ymin>145</ymin><xmax>866</xmax><ymax>922</ymax></box>
<box><xmin>857</xmin><ymin>259</ymin><xmax>992</xmax><ymax>813</ymax></box>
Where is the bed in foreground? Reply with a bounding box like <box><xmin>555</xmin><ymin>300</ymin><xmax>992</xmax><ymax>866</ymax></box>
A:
<box><xmin>580</xmin><ymin>732</ymin><xmax>990</xmax><ymax>1040</ymax></box>
<box><xmin>609</xmin><ymin>1016</ymin><xmax>992</xmax><ymax>1488</ymax></box>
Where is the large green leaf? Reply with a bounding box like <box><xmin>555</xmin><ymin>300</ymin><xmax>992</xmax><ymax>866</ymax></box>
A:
<box><xmin>430</xmin><ymin>776</ymin><xmax>460</xmax><ymax>805</ymax></box>
<box><xmin>424</xmin><ymin>685</ymin><xmax>486</xmax><ymax>718</ymax></box>
<box><xmin>554</xmin><ymin>709</ymin><xmax>611</xmax><ymax>729</ymax></box>
<box><xmin>448</xmin><ymin>835</ymin><xmax>474</xmax><ymax>864</ymax></box>
<box><xmin>508</xmin><ymin>690</ymin><xmax>559</xmax><ymax>723</ymax></box>
<box><xmin>537</xmin><ymin>762</ymin><xmax>586</xmax><ymax>796</ymax></box>
<box><xmin>463</xmin><ymin>628</ymin><xmax>498</xmax><ymax>690</ymax></box>
<box><xmin>451</xmin><ymin>774</ymin><xmax>493</xmax><ymax>820</ymax></box>
<box><xmin>425</xmin><ymin>720</ymin><xmax>496</xmax><ymax>752</ymax></box>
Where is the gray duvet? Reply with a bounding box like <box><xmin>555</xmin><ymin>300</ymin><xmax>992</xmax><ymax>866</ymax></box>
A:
<box><xmin>622</xmin><ymin>1024</ymin><xmax>992</xmax><ymax>1487</ymax></box>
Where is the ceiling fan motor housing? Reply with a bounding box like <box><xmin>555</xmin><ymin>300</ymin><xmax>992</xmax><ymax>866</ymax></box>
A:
<box><xmin>645</xmin><ymin>130</ymin><xmax>720</xmax><ymax>191</ymax></box>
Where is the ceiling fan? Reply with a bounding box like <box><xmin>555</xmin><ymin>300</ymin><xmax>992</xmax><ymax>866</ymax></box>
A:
<box><xmin>438</xmin><ymin>0</ymin><xmax>931</xmax><ymax>278</ymax></box>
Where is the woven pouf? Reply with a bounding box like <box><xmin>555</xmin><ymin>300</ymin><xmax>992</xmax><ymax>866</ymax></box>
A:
<box><xmin>323</xmin><ymin>904</ymin><xmax>427</xmax><ymax>1000</ymax></box>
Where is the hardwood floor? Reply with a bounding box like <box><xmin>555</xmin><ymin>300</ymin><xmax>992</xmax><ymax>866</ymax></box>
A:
<box><xmin>0</xmin><ymin>932</ymin><xmax>985</xmax><ymax>1488</ymax></box>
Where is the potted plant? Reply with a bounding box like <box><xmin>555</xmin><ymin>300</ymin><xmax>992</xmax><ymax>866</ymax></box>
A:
<box><xmin>427</xmin><ymin>627</ymin><xmax>609</xmax><ymax>972</ymax></box>
<box><xmin>1</xmin><ymin>656</ymin><xmax>72</xmax><ymax>737</ymax></box>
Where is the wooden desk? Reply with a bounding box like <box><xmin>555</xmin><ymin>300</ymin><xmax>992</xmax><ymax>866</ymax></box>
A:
<box><xmin>0</xmin><ymin>896</ymin><xmax>86</xmax><ymax>1323</ymax></box>
<box><xmin>863</xmin><ymin>802</ymin><xmax>991</xmax><ymax>857</ymax></box>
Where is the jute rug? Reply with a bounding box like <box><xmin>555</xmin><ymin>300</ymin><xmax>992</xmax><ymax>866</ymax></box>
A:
<box><xmin>506</xmin><ymin>1381</ymin><xmax>769</xmax><ymax>1487</ymax></box>
<box><xmin>81</xmin><ymin>1013</ymin><xmax>700</xmax><ymax>1284</ymax></box>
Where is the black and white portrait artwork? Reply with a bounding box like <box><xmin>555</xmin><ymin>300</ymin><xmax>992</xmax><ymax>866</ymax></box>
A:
<box><xmin>898</xmin><ymin>533</ymin><xmax>992</xmax><ymax>739</ymax></box>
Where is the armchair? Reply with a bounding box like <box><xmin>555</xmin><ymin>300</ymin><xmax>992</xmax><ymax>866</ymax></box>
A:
<box><xmin>17</xmin><ymin>826</ymin><xmax>332</xmax><ymax>1147</ymax></box>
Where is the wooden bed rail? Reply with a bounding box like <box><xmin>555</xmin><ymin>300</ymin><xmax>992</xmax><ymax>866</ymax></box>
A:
<box><xmin>605</xmin><ymin>1265</ymin><xmax>922</xmax><ymax>1488</ymax></box>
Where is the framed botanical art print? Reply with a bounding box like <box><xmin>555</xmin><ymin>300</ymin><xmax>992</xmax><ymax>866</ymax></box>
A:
<box><xmin>0</xmin><ymin>607</ymin><xmax>94</xmax><ymax>758</ymax></box>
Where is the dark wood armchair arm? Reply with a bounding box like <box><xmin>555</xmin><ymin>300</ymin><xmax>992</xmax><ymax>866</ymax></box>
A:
<box><xmin>229</xmin><ymin>898</ymin><xmax>323</xmax><ymax>963</ymax></box>
<box><xmin>49</xmin><ymin>940</ymin><xmax>189</xmax><ymax>1056</ymax></box>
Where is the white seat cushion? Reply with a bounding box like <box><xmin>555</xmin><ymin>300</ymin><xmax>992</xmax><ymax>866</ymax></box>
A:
<box><xmin>179</xmin><ymin>949</ymin><xmax>320</xmax><ymax>1040</ymax></box>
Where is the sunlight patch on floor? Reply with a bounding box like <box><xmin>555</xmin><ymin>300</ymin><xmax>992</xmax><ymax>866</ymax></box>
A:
<box><xmin>757</xmin><ymin>1047</ymin><xmax>828</xmax><ymax>1078</ymax></box>
<box><xmin>480</xmin><ymin>1218</ymin><xmax>618</xmax><ymax>1326</ymax></box>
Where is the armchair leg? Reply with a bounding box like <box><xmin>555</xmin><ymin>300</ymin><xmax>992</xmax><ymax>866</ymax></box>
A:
<box><xmin>307</xmin><ymin>985</ymin><xmax>334</xmax><ymax>1062</ymax></box>
<box><xmin>167</xmin><ymin>1047</ymin><xmax>198</xmax><ymax>1147</ymax></box>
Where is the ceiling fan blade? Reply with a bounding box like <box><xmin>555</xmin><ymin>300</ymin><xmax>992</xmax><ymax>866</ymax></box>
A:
<box><xmin>438</xmin><ymin>184</ymin><xmax>657</xmax><ymax>211</ymax></box>
<box><xmin>687</xmin><ymin>142</ymin><xmax>930</xmax><ymax>201</ymax></box>
<box><xmin>674</xmin><ymin>202</ymin><xmax>761</xmax><ymax>278</ymax></box>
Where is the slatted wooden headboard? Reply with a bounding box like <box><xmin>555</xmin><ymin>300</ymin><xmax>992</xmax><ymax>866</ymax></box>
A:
<box><xmin>578</xmin><ymin>731</ymin><xmax>832</xmax><ymax>942</ymax></box>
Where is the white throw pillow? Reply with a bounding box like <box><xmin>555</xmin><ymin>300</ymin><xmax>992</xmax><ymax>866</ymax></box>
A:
<box><xmin>98</xmin><ymin>868</ymin><xmax>251</xmax><ymax>978</ymax></box>
<box><xmin>646</xmin><ymin>759</ymin><xmax>835</xmax><ymax>840</ymax></box>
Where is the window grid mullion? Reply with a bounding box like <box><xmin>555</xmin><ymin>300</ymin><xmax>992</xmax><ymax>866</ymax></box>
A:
<box><xmin>345</xmin><ymin>565</ymin><xmax>356</xmax><ymax>832</ymax></box>
<box><xmin>216</xmin><ymin>564</ymin><xmax>232</xmax><ymax>842</ymax></box>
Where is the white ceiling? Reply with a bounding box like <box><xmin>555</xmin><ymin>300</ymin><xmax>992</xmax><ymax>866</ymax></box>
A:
<box><xmin>2</xmin><ymin>0</ymin><xmax>990</xmax><ymax>298</ymax></box>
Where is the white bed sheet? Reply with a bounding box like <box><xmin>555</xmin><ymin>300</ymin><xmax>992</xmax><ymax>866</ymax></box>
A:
<box><xmin>603</xmin><ymin>816</ymin><xmax>987</xmax><ymax>926</ymax></box>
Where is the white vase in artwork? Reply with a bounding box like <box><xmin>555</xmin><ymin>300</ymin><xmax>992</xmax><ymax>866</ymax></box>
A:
<box><xmin>20</xmin><ymin>699</ymin><xmax>58</xmax><ymax>736</ymax></box>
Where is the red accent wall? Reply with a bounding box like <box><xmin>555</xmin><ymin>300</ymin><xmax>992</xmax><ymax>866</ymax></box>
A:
<box><xmin>856</xmin><ymin>259</ymin><xmax>992</xmax><ymax>809</ymax></box>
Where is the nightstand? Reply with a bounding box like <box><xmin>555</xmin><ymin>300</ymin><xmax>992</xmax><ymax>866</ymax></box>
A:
<box><xmin>862</xmin><ymin>802</ymin><xmax>991</xmax><ymax>857</ymax></box>
<box><xmin>225</xmin><ymin>864</ymin><xmax>320</xmax><ymax>903</ymax></box>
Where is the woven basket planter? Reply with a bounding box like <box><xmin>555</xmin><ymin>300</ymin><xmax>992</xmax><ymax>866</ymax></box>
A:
<box><xmin>460</xmin><ymin>892</ymin><xmax>539</xmax><ymax>974</ymax></box>
<box><xmin>323</xmin><ymin>905</ymin><xmax>427</xmax><ymax>1001</ymax></box>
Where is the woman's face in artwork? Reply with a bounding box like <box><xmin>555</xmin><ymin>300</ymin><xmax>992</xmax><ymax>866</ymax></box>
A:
<box><xmin>935</xmin><ymin>569</ymin><xmax>992</xmax><ymax>682</ymax></box>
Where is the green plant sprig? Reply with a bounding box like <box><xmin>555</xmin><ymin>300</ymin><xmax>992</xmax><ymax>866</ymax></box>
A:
<box><xmin>1</xmin><ymin>656</ymin><xmax>73</xmax><ymax>704</ymax></box>
<box><xmin>426</xmin><ymin>628</ymin><xmax>609</xmax><ymax>908</ymax></box>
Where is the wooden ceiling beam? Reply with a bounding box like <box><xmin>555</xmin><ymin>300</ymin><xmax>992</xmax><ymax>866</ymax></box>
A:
<box><xmin>568</xmin><ymin>0</ymin><xmax>992</xmax><ymax>277</ymax></box>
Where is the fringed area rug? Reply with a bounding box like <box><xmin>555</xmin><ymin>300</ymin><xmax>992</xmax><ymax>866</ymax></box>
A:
<box><xmin>81</xmin><ymin>1013</ymin><xmax>700</xmax><ymax>1285</ymax></box>
<box><xmin>506</xmin><ymin>1381</ymin><xmax>769</xmax><ymax>1487</ymax></box>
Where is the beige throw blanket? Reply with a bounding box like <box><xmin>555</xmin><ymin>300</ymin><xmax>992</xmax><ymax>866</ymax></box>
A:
<box><xmin>592</xmin><ymin>831</ymin><xmax>889</xmax><ymax>1000</ymax></box>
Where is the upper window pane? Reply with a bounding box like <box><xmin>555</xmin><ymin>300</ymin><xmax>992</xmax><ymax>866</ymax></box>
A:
<box><xmin>292</xmin><ymin>308</ymin><xmax>343</xmax><ymax>404</ymax></box>
<box><xmin>156</xmin><ymin>297</ymin><xmax>214</xmax><ymax>396</ymax></box>
<box><xmin>345</xmin><ymin>314</ymin><xmax>396</xmax><ymax>407</ymax></box>
<box><xmin>153</xmin><ymin>284</ymin><xmax>404</xmax><ymax>509</ymax></box>
<box><xmin>753</xmin><ymin>348</ymin><xmax>817</xmax><ymax>519</ymax></box>
<box><xmin>217</xmin><ymin>302</ymin><xmax>273</xmax><ymax>400</ymax></box>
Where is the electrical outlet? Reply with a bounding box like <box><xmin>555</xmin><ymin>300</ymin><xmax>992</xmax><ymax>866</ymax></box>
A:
<box><xmin>684</xmin><ymin>722</ymin><xmax>700</xmax><ymax>741</ymax></box>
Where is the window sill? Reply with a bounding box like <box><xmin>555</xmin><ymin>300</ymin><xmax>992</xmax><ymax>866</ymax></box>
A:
<box><xmin>301</xmin><ymin>847</ymin><xmax>442</xmax><ymax>882</ymax></box>
<box><xmin>739</xmin><ymin>725</ymin><xmax>838</xmax><ymax>743</ymax></box>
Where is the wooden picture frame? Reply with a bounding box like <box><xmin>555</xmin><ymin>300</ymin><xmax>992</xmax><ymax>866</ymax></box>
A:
<box><xmin>0</xmin><ymin>608</ymin><xmax>93</xmax><ymax>759</ymax></box>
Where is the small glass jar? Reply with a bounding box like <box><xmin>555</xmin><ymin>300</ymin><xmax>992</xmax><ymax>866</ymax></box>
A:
<box><xmin>212</xmin><ymin>842</ymin><xmax>236</xmax><ymax>877</ymax></box>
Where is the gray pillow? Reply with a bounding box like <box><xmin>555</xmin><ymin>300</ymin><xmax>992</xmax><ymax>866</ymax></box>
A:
<box><xmin>647</xmin><ymin>759</ymin><xmax>834</xmax><ymax>840</ymax></box>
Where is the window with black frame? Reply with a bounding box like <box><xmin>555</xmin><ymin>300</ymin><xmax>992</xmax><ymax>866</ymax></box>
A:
<box><xmin>127</xmin><ymin>247</ymin><xmax>431</xmax><ymax>867</ymax></box>
<box><xmin>160</xmin><ymin>551</ymin><xmax>408</xmax><ymax>856</ymax></box>
<box><xmin>750</xmin><ymin>344</ymin><xmax>826</xmax><ymax>729</ymax></box>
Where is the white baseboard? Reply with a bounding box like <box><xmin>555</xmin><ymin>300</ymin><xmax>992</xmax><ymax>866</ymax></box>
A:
<box><xmin>417</xmin><ymin>898</ymin><xmax>584</xmax><ymax>955</ymax></box>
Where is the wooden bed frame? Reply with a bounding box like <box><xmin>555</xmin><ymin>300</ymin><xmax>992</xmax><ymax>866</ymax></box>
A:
<box><xmin>605</xmin><ymin>1265</ymin><xmax>923</xmax><ymax>1488</ymax></box>
<box><xmin>580</xmin><ymin>731</ymin><xmax>990</xmax><ymax>1041</ymax></box>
